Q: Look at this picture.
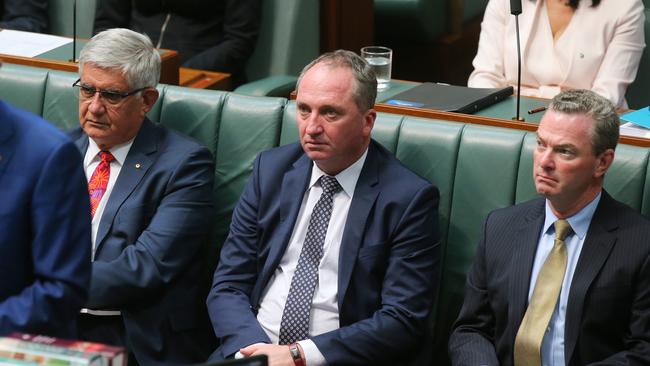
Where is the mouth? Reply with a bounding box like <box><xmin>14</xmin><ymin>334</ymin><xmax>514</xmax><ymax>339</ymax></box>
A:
<box><xmin>85</xmin><ymin>120</ymin><xmax>110</xmax><ymax>129</ymax></box>
<box><xmin>535</xmin><ymin>173</ymin><xmax>557</xmax><ymax>184</ymax></box>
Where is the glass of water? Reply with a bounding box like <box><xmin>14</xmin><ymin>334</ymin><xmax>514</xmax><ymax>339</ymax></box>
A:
<box><xmin>361</xmin><ymin>46</ymin><xmax>392</xmax><ymax>90</ymax></box>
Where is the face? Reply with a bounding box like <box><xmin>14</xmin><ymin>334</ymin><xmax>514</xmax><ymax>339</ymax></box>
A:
<box><xmin>295</xmin><ymin>63</ymin><xmax>375</xmax><ymax>175</ymax></box>
<box><xmin>534</xmin><ymin>109</ymin><xmax>614</xmax><ymax>216</ymax></box>
<box><xmin>78</xmin><ymin>64</ymin><xmax>158</xmax><ymax>150</ymax></box>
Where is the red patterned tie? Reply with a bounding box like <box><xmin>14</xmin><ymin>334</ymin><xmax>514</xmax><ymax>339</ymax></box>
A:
<box><xmin>88</xmin><ymin>151</ymin><xmax>115</xmax><ymax>218</ymax></box>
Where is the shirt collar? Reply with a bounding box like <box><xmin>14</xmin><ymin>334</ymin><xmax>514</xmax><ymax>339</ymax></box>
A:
<box><xmin>84</xmin><ymin>137</ymin><xmax>135</xmax><ymax>169</ymax></box>
<box><xmin>308</xmin><ymin>149</ymin><xmax>368</xmax><ymax>198</ymax></box>
<box><xmin>542</xmin><ymin>191</ymin><xmax>602</xmax><ymax>240</ymax></box>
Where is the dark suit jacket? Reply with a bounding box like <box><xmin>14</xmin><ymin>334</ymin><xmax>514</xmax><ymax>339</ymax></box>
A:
<box><xmin>449</xmin><ymin>192</ymin><xmax>650</xmax><ymax>365</ymax></box>
<box><xmin>71</xmin><ymin>119</ymin><xmax>216</xmax><ymax>365</ymax></box>
<box><xmin>94</xmin><ymin>0</ymin><xmax>260</xmax><ymax>86</ymax></box>
<box><xmin>207</xmin><ymin>140</ymin><xmax>441</xmax><ymax>365</ymax></box>
<box><xmin>0</xmin><ymin>0</ymin><xmax>47</xmax><ymax>32</ymax></box>
<box><xmin>0</xmin><ymin>100</ymin><xmax>90</xmax><ymax>337</ymax></box>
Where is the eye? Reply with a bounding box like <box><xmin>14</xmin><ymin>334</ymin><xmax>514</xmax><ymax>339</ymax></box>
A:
<box><xmin>535</xmin><ymin>139</ymin><xmax>546</xmax><ymax>150</ymax></box>
<box><xmin>297</xmin><ymin>105</ymin><xmax>310</xmax><ymax>116</ymax></box>
<box><xmin>79</xmin><ymin>85</ymin><xmax>96</xmax><ymax>98</ymax></box>
<box><xmin>101</xmin><ymin>90</ymin><xmax>125</xmax><ymax>105</ymax></box>
<box><xmin>323</xmin><ymin>108</ymin><xmax>339</xmax><ymax>119</ymax></box>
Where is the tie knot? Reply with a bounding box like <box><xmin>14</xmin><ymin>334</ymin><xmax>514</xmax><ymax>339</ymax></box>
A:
<box><xmin>99</xmin><ymin>151</ymin><xmax>115</xmax><ymax>163</ymax></box>
<box><xmin>320</xmin><ymin>175</ymin><xmax>342</xmax><ymax>195</ymax></box>
<box><xmin>554</xmin><ymin>219</ymin><xmax>572</xmax><ymax>241</ymax></box>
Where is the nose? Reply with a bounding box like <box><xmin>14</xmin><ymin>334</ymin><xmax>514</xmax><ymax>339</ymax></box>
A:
<box><xmin>537</xmin><ymin>149</ymin><xmax>555</xmax><ymax>171</ymax></box>
<box><xmin>304</xmin><ymin>114</ymin><xmax>324</xmax><ymax>136</ymax></box>
<box><xmin>86</xmin><ymin>92</ymin><xmax>106</xmax><ymax>115</ymax></box>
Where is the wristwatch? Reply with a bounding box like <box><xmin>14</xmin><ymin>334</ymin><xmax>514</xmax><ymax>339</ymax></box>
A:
<box><xmin>289</xmin><ymin>343</ymin><xmax>305</xmax><ymax>366</ymax></box>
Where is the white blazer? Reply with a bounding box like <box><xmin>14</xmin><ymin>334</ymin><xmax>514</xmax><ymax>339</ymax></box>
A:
<box><xmin>468</xmin><ymin>0</ymin><xmax>645</xmax><ymax>108</ymax></box>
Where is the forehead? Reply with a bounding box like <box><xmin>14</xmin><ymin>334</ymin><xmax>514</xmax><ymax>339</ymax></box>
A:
<box><xmin>537</xmin><ymin>109</ymin><xmax>594</xmax><ymax>145</ymax></box>
<box><xmin>296</xmin><ymin>64</ymin><xmax>356</xmax><ymax>106</ymax></box>
<box><xmin>80</xmin><ymin>64</ymin><xmax>128</xmax><ymax>89</ymax></box>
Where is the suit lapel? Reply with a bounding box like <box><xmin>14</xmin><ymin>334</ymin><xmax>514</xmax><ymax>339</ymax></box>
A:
<box><xmin>508</xmin><ymin>199</ymin><xmax>545</xmax><ymax>341</ymax></box>
<box><xmin>564</xmin><ymin>192</ymin><xmax>617</xmax><ymax>362</ymax></box>
<box><xmin>94</xmin><ymin>119</ymin><xmax>158</xmax><ymax>254</ymax></box>
<box><xmin>337</xmin><ymin>145</ymin><xmax>380</xmax><ymax>309</ymax></box>
<box><xmin>258</xmin><ymin>154</ymin><xmax>312</xmax><ymax>288</ymax></box>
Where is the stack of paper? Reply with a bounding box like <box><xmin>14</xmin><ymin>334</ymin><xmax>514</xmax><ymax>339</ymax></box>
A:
<box><xmin>620</xmin><ymin>108</ymin><xmax>650</xmax><ymax>138</ymax></box>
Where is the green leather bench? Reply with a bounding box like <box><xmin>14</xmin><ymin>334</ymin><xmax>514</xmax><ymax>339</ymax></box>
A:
<box><xmin>2</xmin><ymin>63</ymin><xmax>649</xmax><ymax>365</ymax></box>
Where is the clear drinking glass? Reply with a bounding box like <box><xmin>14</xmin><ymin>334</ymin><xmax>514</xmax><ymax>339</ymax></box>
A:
<box><xmin>361</xmin><ymin>46</ymin><xmax>392</xmax><ymax>90</ymax></box>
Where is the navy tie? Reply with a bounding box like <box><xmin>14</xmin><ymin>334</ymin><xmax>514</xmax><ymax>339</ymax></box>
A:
<box><xmin>278</xmin><ymin>175</ymin><xmax>342</xmax><ymax>344</ymax></box>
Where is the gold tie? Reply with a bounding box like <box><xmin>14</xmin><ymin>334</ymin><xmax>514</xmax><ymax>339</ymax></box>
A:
<box><xmin>514</xmin><ymin>219</ymin><xmax>572</xmax><ymax>366</ymax></box>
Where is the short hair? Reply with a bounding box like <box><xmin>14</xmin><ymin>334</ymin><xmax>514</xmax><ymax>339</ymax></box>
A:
<box><xmin>79</xmin><ymin>28</ymin><xmax>161</xmax><ymax>89</ymax></box>
<box><xmin>548</xmin><ymin>89</ymin><xmax>619</xmax><ymax>155</ymax></box>
<box><xmin>296</xmin><ymin>49</ymin><xmax>377</xmax><ymax>112</ymax></box>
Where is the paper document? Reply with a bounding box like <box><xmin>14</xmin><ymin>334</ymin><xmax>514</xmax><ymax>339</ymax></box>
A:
<box><xmin>620</xmin><ymin>122</ymin><xmax>650</xmax><ymax>138</ymax></box>
<box><xmin>0</xmin><ymin>30</ymin><xmax>71</xmax><ymax>57</ymax></box>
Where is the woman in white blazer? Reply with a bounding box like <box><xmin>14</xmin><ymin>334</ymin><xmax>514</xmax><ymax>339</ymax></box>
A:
<box><xmin>468</xmin><ymin>0</ymin><xmax>645</xmax><ymax>108</ymax></box>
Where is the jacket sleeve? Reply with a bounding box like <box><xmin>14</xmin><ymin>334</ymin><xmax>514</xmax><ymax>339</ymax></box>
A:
<box><xmin>206</xmin><ymin>153</ymin><xmax>272</xmax><ymax>359</ymax></box>
<box><xmin>589</xmin><ymin>0</ymin><xmax>645</xmax><ymax>108</ymax></box>
<box><xmin>0</xmin><ymin>141</ymin><xmax>91</xmax><ymax>337</ymax></box>
<box><xmin>467</xmin><ymin>0</ymin><xmax>509</xmax><ymax>89</ymax></box>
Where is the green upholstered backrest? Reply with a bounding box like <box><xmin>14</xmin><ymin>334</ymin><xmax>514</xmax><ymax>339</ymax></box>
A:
<box><xmin>625</xmin><ymin>5</ymin><xmax>650</xmax><ymax>109</ymax></box>
<box><xmin>48</xmin><ymin>0</ymin><xmax>97</xmax><ymax>38</ymax></box>
<box><xmin>245</xmin><ymin>0</ymin><xmax>320</xmax><ymax>81</ymax></box>
<box><xmin>2</xmin><ymin>64</ymin><xmax>650</xmax><ymax>365</ymax></box>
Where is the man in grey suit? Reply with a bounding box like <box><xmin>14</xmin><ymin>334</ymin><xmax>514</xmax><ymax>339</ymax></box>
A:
<box><xmin>449</xmin><ymin>89</ymin><xmax>650</xmax><ymax>365</ymax></box>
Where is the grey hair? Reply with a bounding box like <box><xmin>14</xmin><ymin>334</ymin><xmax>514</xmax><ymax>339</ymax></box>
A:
<box><xmin>548</xmin><ymin>89</ymin><xmax>619</xmax><ymax>155</ymax></box>
<box><xmin>79</xmin><ymin>28</ymin><xmax>160</xmax><ymax>89</ymax></box>
<box><xmin>296</xmin><ymin>49</ymin><xmax>377</xmax><ymax>112</ymax></box>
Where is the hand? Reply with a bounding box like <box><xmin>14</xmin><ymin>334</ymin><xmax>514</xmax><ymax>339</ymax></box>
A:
<box><xmin>240</xmin><ymin>343</ymin><xmax>295</xmax><ymax>366</ymax></box>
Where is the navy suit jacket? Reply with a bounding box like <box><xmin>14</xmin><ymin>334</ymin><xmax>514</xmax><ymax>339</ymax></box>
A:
<box><xmin>71</xmin><ymin>119</ymin><xmax>216</xmax><ymax>365</ymax></box>
<box><xmin>0</xmin><ymin>100</ymin><xmax>90</xmax><ymax>337</ymax></box>
<box><xmin>207</xmin><ymin>140</ymin><xmax>441</xmax><ymax>365</ymax></box>
<box><xmin>449</xmin><ymin>192</ymin><xmax>650</xmax><ymax>365</ymax></box>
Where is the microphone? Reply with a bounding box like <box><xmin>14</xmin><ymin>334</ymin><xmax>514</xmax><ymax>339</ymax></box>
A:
<box><xmin>510</xmin><ymin>0</ymin><xmax>524</xmax><ymax>121</ymax></box>
<box><xmin>71</xmin><ymin>0</ymin><xmax>77</xmax><ymax>62</ymax></box>
<box><xmin>510</xmin><ymin>0</ymin><xmax>522</xmax><ymax>15</ymax></box>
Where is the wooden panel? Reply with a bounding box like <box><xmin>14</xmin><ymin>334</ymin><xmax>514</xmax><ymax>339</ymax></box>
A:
<box><xmin>320</xmin><ymin>0</ymin><xmax>374</xmax><ymax>53</ymax></box>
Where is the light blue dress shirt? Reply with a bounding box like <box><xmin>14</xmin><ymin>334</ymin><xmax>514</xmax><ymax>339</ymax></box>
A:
<box><xmin>528</xmin><ymin>192</ymin><xmax>601</xmax><ymax>366</ymax></box>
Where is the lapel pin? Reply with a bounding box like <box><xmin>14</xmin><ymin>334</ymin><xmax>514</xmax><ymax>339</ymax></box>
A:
<box><xmin>135</xmin><ymin>163</ymin><xmax>141</xmax><ymax>169</ymax></box>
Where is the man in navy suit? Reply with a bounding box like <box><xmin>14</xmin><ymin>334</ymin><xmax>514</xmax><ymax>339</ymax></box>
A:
<box><xmin>71</xmin><ymin>28</ymin><xmax>216</xmax><ymax>365</ymax></box>
<box><xmin>0</xmin><ymin>93</ymin><xmax>91</xmax><ymax>336</ymax></box>
<box><xmin>207</xmin><ymin>50</ymin><xmax>441</xmax><ymax>365</ymax></box>
<box><xmin>449</xmin><ymin>90</ymin><xmax>650</xmax><ymax>365</ymax></box>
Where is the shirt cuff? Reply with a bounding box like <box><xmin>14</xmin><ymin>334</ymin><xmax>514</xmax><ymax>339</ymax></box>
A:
<box><xmin>234</xmin><ymin>351</ymin><xmax>244</xmax><ymax>359</ymax></box>
<box><xmin>298</xmin><ymin>339</ymin><xmax>326</xmax><ymax>366</ymax></box>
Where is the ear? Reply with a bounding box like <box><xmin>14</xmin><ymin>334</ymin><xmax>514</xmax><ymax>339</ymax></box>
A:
<box><xmin>362</xmin><ymin>108</ymin><xmax>376</xmax><ymax>137</ymax></box>
<box><xmin>594</xmin><ymin>148</ymin><xmax>615</xmax><ymax>178</ymax></box>
<box><xmin>141</xmin><ymin>88</ymin><xmax>159</xmax><ymax>114</ymax></box>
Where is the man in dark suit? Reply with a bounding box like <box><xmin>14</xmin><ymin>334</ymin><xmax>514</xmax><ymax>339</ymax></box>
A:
<box><xmin>207</xmin><ymin>50</ymin><xmax>440</xmax><ymax>366</ymax></box>
<box><xmin>71</xmin><ymin>28</ymin><xmax>216</xmax><ymax>365</ymax></box>
<box><xmin>94</xmin><ymin>0</ymin><xmax>260</xmax><ymax>87</ymax></box>
<box><xmin>0</xmin><ymin>0</ymin><xmax>47</xmax><ymax>32</ymax></box>
<box><xmin>0</xmin><ymin>95</ymin><xmax>90</xmax><ymax>338</ymax></box>
<box><xmin>449</xmin><ymin>89</ymin><xmax>650</xmax><ymax>365</ymax></box>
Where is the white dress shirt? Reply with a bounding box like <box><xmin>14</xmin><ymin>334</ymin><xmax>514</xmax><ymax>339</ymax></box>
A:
<box><xmin>81</xmin><ymin>137</ymin><xmax>133</xmax><ymax>316</ymax></box>
<box><xmin>531</xmin><ymin>192</ymin><xmax>601</xmax><ymax>366</ymax></box>
<box><xmin>255</xmin><ymin>150</ymin><xmax>367</xmax><ymax>366</ymax></box>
